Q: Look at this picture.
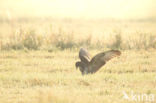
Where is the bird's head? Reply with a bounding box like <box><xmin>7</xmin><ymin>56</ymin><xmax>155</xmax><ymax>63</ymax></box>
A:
<box><xmin>75</xmin><ymin>62</ymin><xmax>86</xmax><ymax>74</ymax></box>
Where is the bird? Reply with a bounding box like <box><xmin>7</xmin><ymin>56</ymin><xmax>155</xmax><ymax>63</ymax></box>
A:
<box><xmin>75</xmin><ymin>48</ymin><xmax>121</xmax><ymax>75</ymax></box>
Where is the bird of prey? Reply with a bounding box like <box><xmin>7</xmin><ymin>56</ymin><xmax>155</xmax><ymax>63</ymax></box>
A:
<box><xmin>75</xmin><ymin>48</ymin><xmax>121</xmax><ymax>75</ymax></box>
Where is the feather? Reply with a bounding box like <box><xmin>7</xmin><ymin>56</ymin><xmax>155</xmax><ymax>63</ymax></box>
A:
<box><xmin>75</xmin><ymin>48</ymin><xmax>121</xmax><ymax>75</ymax></box>
<box><xmin>89</xmin><ymin>50</ymin><xmax>121</xmax><ymax>73</ymax></box>
<box><xmin>79</xmin><ymin>48</ymin><xmax>91</xmax><ymax>64</ymax></box>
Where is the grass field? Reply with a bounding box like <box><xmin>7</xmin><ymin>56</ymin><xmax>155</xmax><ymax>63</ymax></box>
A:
<box><xmin>0</xmin><ymin>18</ymin><xmax>156</xmax><ymax>103</ymax></box>
<box><xmin>1</xmin><ymin>0</ymin><xmax>156</xmax><ymax>102</ymax></box>
<box><xmin>0</xmin><ymin>49</ymin><xmax>155</xmax><ymax>103</ymax></box>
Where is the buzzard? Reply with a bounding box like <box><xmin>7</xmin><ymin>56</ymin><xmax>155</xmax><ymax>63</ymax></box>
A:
<box><xmin>75</xmin><ymin>48</ymin><xmax>121</xmax><ymax>75</ymax></box>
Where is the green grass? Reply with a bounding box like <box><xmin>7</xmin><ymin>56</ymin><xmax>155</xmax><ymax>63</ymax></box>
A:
<box><xmin>0</xmin><ymin>49</ymin><xmax>155</xmax><ymax>103</ymax></box>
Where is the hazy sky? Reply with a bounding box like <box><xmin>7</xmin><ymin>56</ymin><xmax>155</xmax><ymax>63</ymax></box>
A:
<box><xmin>0</xmin><ymin>0</ymin><xmax>156</xmax><ymax>19</ymax></box>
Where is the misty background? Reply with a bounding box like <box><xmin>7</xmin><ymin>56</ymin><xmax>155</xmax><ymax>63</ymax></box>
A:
<box><xmin>0</xmin><ymin>0</ymin><xmax>156</xmax><ymax>20</ymax></box>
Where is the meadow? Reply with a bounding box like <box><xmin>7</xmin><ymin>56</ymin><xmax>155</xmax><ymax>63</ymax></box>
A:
<box><xmin>0</xmin><ymin>18</ymin><xmax>156</xmax><ymax>103</ymax></box>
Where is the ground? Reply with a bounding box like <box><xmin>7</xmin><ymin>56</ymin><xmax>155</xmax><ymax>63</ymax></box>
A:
<box><xmin>0</xmin><ymin>49</ymin><xmax>155</xmax><ymax>103</ymax></box>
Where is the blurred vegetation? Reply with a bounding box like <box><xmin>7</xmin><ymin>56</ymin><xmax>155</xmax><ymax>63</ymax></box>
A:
<box><xmin>0</xmin><ymin>18</ymin><xmax>156</xmax><ymax>51</ymax></box>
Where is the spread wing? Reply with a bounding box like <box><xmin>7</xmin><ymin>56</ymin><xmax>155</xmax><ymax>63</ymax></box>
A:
<box><xmin>79</xmin><ymin>48</ymin><xmax>91</xmax><ymax>64</ymax></box>
<box><xmin>89</xmin><ymin>50</ymin><xmax>121</xmax><ymax>73</ymax></box>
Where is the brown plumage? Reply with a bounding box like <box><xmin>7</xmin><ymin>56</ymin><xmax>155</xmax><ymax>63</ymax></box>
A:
<box><xmin>75</xmin><ymin>48</ymin><xmax>121</xmax><ymax>75</ymax></box>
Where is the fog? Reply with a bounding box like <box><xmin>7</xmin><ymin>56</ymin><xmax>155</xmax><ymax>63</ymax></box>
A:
<box><xmin>0</xmin><ymin>0</ymin><xmax>156</xmax><ymax>19</ymax></box>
